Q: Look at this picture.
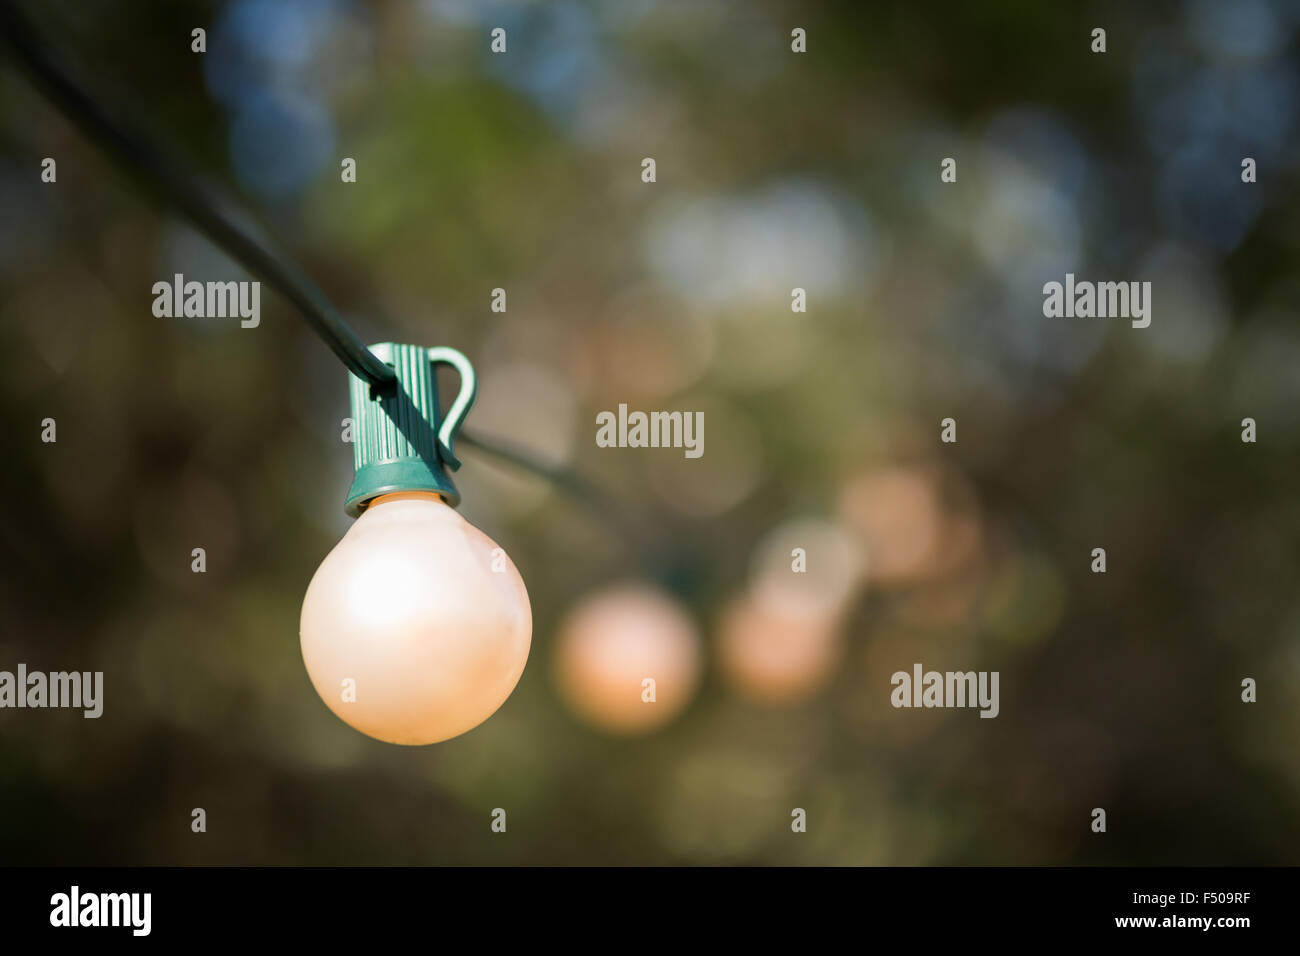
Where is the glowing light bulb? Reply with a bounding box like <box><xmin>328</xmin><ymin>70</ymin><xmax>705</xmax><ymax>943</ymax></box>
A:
<box><xmin>300</xmin><ymin>491</ymin><xmax>532</xmax><ymax>745</ymax></box>
<box><xmin>554</xmin><ymin>583</ymin><xmax>700</xmax><ymax>734</ymax></box>
<box><xmin>718</xmin><ymin>592</ymin><xmax>841</xmax><ymax>704</ymax></box>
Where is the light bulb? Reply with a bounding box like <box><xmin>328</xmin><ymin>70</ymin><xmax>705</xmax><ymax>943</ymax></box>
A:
<box><xmin>718</xmin><ymin>591</ymin><xmax>841</xmax><ymax>704</ymax></box>
<box><xmin>554</xmin><ymin>583</ymin><xmax>700</xmax><ymax>734</ymax></box>
<box><xmin>837</xmin><ymin>467</ymin><xmax>942</xmax><ymax>583</ymax></box>
<box><xmin>300</xmin><ymin>491</ymin><xmax>531</xmax><ymax>745</ymax></box>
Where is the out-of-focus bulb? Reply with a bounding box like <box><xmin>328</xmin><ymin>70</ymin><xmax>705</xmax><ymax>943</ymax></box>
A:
<box><xmin>300</xmin><ymin>491</ymin><xmax>531</xmax><ymax>745</ymax></box>
<box><xmin>554</xmin><ymin>583</ymin><xmax>700</xmax><ymax>734</ymax></box>
<box><xmin>718</xmin><ymin>592</ymin><xmax>841</xmax><ymax>704</ymax></box>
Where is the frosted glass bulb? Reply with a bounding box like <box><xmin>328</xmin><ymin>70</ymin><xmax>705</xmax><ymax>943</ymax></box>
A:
<box><xmin>718</xmin><ymin>592</ymin><xmax>841</xmax><ymax>704</ymax></box>
<box><xmin>300</xmin><ymin>491</ymin><xmax>531</xmax><ymax>745</ymax></box>
<box><xmin>554</xmin><ymin>583</ymin><xmax>700</xmax><ymax>734</ymax></box>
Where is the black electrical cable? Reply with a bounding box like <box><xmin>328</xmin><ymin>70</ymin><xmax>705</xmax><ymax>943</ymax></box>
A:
<box><xmin>0</xmin><ymin>1</ymin><xmax>672</xmax><ymax>564</ymax></box>
<box><xmin>0</xmin><ymin>1</ymin><xmax>398</xmax><ymax>389</ymax></box>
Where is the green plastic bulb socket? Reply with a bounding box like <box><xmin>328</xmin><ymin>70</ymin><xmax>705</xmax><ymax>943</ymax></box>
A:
<box><xmin>344</xmin><ymin>342</ymin><xmax>477</xmax><ymax>516</ymax></box>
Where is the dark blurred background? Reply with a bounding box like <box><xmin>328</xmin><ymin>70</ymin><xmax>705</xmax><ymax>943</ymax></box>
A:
<box><xmin>2</xmin><ymin>0</ymin><xmax>1299</xmax><ymax>864</ymax></box>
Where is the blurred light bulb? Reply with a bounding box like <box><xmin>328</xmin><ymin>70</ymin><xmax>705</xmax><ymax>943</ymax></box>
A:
<box><xmin>555</xmin><ymin>583</ymin><xmax>700</xmax><ymax>734</ymax></box>
<box><xmin>300</xmin><ymin>491</ymin><xmax>531</xmax><ymax>745</ymax></box>
<box><xmin>838</xmin><ymin>467</ymin><xmax>942</xmax><ymax>584</ymax></box>
<box><xmin>749</xmin><ymin>516</ymin><xmax>866</xmax><ymax>617</ymax></box>
<box><xmin>718</xmin><ymin>591</ymin><xmax>841</xmax><ymax>704</ymax></box>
